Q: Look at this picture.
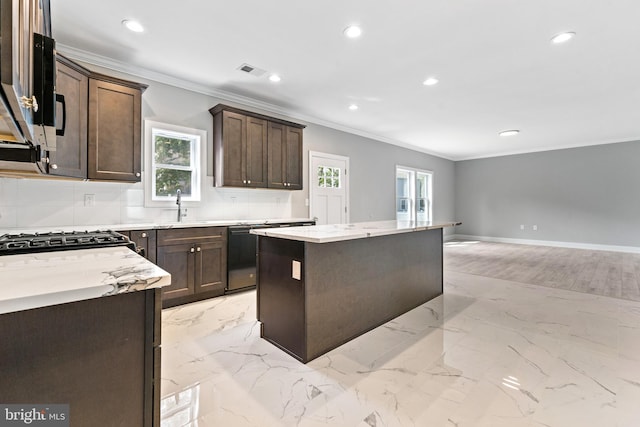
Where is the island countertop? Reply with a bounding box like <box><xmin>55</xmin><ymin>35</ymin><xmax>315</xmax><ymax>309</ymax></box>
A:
<box><xmin>0</xmin><ymin>246</ymin><xmax>171</xmax><ymax>315</ymax></box>
<box><xmin>250</xmin><ymin>220</ymin><xmax>461</xmax><ymax>243</ymax></box>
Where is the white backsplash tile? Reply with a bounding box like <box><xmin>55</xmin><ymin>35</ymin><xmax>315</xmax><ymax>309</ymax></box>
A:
<box><xmin>0</xmin><ymin>177</ymin><xmax>297</xmax><ymax>229</ymax></box>
<box><xmin>0</xmin><ymin>179</ymin><xmax>18</xmax><ymax>207</ymax></box>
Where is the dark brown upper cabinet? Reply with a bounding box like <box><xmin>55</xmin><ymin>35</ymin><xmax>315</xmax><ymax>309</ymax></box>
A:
<box><xmin>49</xmin><ymin>56</ymin><xmax>88</xmax><ymax>178</ymax></box>
<box><xmin>210</xmin><ymin>104</ymin><xmax>305</xmax><ymax>190</ymax></box>
<box><xmin>88</xmin><ymin>76</ymin><xmax>144</xmax><ymax>181</ymax></box>
<box><xmin>267</xmin><ymin>123</ymin><xmax>303</xmax><ymax>190</ymax></box>
<box><xmin>50</xmin><ymin>55</ymin><xmax>147</xmax><ymax>182</ymax></box>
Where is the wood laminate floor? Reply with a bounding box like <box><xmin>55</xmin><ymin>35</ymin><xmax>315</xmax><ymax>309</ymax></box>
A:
<box><xmin>444</xmin><ymin>240</ymin><xmax>640</xmax><ymax>302</ymax></box>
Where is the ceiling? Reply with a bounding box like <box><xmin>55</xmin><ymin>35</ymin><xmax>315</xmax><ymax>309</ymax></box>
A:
<box><xmin>51</xmin><ymin>0</ymin><xmax>640</xmax><ymax>161</ymax></box>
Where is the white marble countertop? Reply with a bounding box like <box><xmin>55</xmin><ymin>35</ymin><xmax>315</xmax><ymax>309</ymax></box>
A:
<box><xmin>0</xmin><ymin>218</ymin><xmax>314</xmax><ymax>235</ymax></box>
<box><xmin>250</xmin><ymin>220</ymin><xmax>461</xmax><ymax>243</ymax></box>
<box><xmin>0</xmin><ymin>246</ymin><xmax>171</xmax><ymax>315</ymax></box>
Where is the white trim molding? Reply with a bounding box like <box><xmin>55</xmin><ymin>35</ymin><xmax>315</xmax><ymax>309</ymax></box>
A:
<box><xmin>449</xmin><ymin>234</ymin><xmax>640</xmax><ymax>254</ymax></box>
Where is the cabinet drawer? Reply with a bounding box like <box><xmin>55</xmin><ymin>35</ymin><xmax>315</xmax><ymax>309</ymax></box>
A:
<box><xmin>157</xmin><ymin>227</ymin><xmax>226</xmax><ymax>246</ymax></box>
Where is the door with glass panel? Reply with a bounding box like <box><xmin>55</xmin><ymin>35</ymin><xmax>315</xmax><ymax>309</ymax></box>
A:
<box><xmin>309</xmin><ymin>152</ymin><xmax>349</xmax><ymax>225</ymax></box>
<box><xmin>396</xmin><ymin>166</ymin><xmax>433</xmax><ymax>222</ymax></box>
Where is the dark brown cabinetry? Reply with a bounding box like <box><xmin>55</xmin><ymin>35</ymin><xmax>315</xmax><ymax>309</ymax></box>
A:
<box><xmin>268</xmin><ymin>123</ymin><xmax>303</xmax><ymax>190</ymax></box>
<box><xmin>0</xmin><ymin>289</ymin><xmax>161</xmax><ymax>427</ymax></box>
<box><xmin>119</xmin><ymin>229</ymin><xmax>157</xmax><ymax>263</ymax></box>
<box><xmin>49</xmin><ymin>56</ymin><xmax>88</xmax><ymax>178</ymax></box>
<box><xmin>212</xmin><ymin>110</ymin><xmax>268</xmax><ymax>187</ymax></box>
<box><xmin>156</xmin><ymin>227</ymin><xmax>227</xmax><ymax>307</ymax></box>
<box><xmin>210</xmin><ymin>104</ymin><xmax>305</xmax><ymax>189</ymax></box>
<box><xmin>88</xmin><ymin>76</ymin><xmax>143</xmax><ymax>181</ymax></box>
<box><xmin>49</xmin><ymin>55</ymin><xmax>146</xmax><ymax>181</ymax></box>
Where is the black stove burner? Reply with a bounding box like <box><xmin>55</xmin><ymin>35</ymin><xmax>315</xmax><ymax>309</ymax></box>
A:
<box><xmin>0</xmin><ymin>230</ymin><xmax>136</xmax><ymax>255</ymax></box>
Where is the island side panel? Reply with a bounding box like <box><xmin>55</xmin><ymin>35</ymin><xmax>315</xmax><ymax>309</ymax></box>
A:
<box><xmin>257</xmin><ymin>236</ymin><xmax>307</xmax><ymax>361</ymax></box>
<box><xmin>0</xmin><ymin>289</ymin><xmax>160</xmax><ymax>426</ymax></box>
<box><xmin>304</xmin><ymin>228</ymin><xmax>443</xmax><ymax>361</ymax></box>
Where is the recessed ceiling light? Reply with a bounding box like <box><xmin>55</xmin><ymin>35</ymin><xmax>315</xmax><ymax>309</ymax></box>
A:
<box><xmin>348</xmin><ymin>104</ymin><xmax>359</xmax><ymax>111</ymax></box>
<box><xmin>499</xmin><ymin>130</ymin><xmax>520</xmax><ymax>137</ymax></box>
<box><xmin>122</xmin><ymin>19</ymin><xmax>144</xmax><ymax>33</ymax></box>
<box><xmin>343</xmin><ymin>25</ymin><xmax>362</xmax><ymax>38</ymax></box>
<box><xmin>423</xmin><ymin>77</ymin><xmax>439</xmax><ymax>86</ymax></box>
<box><xmin>551</xmin><ymin>31</ymin><xmax>575</xmax><ymax>44</ymax></box>
<box><xmin>269</xmin><ymin>74</ymin><xmax>281</xmax><ymax>83</ymax></box>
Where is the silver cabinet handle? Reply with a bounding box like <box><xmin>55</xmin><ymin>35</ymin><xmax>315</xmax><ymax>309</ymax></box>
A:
<box><xmin>135</xmin><ymin>172</ymin><xmax>141</xmax><ymax>177</ymax></box>
<box><xmin>196</xmin><ymin>247</ymin><xmax>201</xmax><ymax>252</ymax></box>
<box><xmin>190</xmin><ymin>248</ymin><xmax>195</xmax><ymax>253</ymax></box>
<box><xmin>247</xmin><ymin>180</ymin><xmax>251</xmax><ymax>184</ymax></box>
<box><xmin>141</xmin><ymin>232</ymin><xmax>147</xmax><ymax>238</ymax></box>
<box><xmin>51</xmin><ymin>164</ymin><xmax>58</xmax><ymax>170</ymax></box>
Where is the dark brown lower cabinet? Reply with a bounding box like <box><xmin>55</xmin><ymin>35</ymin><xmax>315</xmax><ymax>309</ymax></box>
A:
<box><xmin>119</xmin><ymin>229</ymin><xmax>157</xmax><ymax>263</ymax></box>
<box><xmin>156</xmin><ymin>227</ymin><xmax>227</xmax><ymax>307</ymax></box>
<box><xmin>0</xmin><ymin>289</ymin><xmax>161</xmax><ymax>427</ymax></box>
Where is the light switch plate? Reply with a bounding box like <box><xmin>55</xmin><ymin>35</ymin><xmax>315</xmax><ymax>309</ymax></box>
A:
<box><xmin>292</xmin><ymin>260</ymin><xmax>301</xmax><ymax>280</ymax></box>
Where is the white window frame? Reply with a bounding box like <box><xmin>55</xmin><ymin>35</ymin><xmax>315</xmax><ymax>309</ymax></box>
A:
<box><xmin>395</xmin><ymin>165</ymin><xmax>433</xmax><ymax>222</ymax></box>
<box><xmin>144</xmin><ymin>120</ymin><xmax>206</xmax><ymax>207</ymax></box>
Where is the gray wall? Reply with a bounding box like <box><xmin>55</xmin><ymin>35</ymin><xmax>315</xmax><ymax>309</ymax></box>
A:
<box><xmin>293</xmin><ymin>125</ymin><xmax>456</xmax><ymax>226</ymax></box>
<box><xmin>455</xmin><ymin>140</ymin><xmax>640</xmax><ymax>247</ymax></box>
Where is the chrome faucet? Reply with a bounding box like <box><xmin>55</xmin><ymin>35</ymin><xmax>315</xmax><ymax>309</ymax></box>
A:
<box><xmin>176</xmin><ymin>189</ymin><xmax>183</xmax><ymax>222</ymax></box>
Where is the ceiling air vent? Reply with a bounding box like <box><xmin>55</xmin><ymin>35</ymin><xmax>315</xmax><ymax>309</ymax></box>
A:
<box><xmin>237</xmin><ymin>63</ymin><xmax>266</xmax><ymax>77</ymax></box>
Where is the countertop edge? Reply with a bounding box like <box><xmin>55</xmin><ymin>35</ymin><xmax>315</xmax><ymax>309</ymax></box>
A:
<box><xmin>0</xmin><ymin>247</ymin><xmax>171</xmax><ymax>315</ymax></box>
<box><xmin>251</xmin><ymin>220</ymin><xmax>461</xmax><ymax>243</ymax></box>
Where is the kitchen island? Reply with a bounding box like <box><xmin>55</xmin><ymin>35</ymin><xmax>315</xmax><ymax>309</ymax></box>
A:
<box><xmin>252</xmin><ymin>220</ymin><xmax>459</xmax><ymax>363</ymax></box>
<box><xmin>0</xmin><ymin>247</ymin><xmax>170</xmax><ymax>426</ymax></box>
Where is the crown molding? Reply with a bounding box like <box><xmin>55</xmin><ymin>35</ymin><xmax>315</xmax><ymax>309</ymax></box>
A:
<box><xmin>57</xmin><ymin>44</ymin><xmax>454</xmax><ymax>161</ymax></box>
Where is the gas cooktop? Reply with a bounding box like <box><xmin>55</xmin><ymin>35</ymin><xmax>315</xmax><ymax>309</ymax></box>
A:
<box><xmin>0</xmin><ymin>230</ymin><xmax>136</xmax><ymax>255</ymax></box>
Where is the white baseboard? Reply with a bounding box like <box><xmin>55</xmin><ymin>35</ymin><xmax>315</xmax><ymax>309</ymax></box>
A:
<box><xmin>450</xmin><ymin>234</ymin><xmax>640</xmax><ymax>254</ymax></box>
<box><xmin>443</xmin><ymin>234</ymin><xmax>458</xmax><ymax>243</ymax></box>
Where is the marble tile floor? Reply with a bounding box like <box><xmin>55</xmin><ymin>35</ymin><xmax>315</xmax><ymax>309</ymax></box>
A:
<box><xmin>160</xmin><ymin>270</ymin><xmax>640</xmax><ymax>427</ymax></box>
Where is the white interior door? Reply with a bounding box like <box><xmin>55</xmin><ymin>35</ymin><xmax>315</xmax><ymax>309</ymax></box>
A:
<box><xmin>309</xmin><ymin>151</ymin><xmax>349</xmax><ymax>225</ymax></box>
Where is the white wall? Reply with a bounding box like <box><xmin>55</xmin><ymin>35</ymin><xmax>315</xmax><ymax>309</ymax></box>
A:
<box><xmin>0</xmin><ymin>67</ymin><xmax>456</xmax><ymax>229</ymax></box>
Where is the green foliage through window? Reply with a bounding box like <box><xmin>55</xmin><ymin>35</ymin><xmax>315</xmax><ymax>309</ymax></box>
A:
<box><xmin>154</xmin><ymin>136</ymin><xmax>191</xmax><ymax>166</ymax></box>
<box><xmin>317</xmin><ymin>166</ymin><xmax>341</xmax><ymax>188</ymax></box>
<box><xmin>150</xmin><ymin>126</ymin><xmax>201</xmax><ymax>201</ymax></box>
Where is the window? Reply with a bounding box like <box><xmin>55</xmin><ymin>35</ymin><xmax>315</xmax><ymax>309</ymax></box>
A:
<box><xmin>396</xmin><ymin>166</ymin><xmax>433</xmax><ymax>222</ymax></box>
<box><xmin>317</xmin><ymin>166</ymin><xmax>342</xmax><ymax>188</ymax></box>
<box><xmin>144</xmin><ymin>121</ymin><xmax>205</xmax><ymax>205</ymax></box>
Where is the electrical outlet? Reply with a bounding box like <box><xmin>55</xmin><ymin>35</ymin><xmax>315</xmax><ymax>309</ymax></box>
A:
<box><xmin>84</xmin><ymin>194</ymin><xmax>96</xmax><ymax>207</ymax></box>
<box><xmin>520</xmin><ymin>224</ymin><xmax>524</xmax><ymax>230</ymax></box>
<box><xmin>533</xmin><ymin>225</ymin><xmax>538</xmax><ymax>231</ymax></box>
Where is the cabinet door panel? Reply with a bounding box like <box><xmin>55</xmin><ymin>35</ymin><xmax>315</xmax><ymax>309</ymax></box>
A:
<box><xmin>221</xmin><ymin>111</ymin><xmax>246</xmax><ymax>186</ymax></box>
<box><xmin>285</xmin><ymin>127</ymin><xmax>303</xmax><ymax>190</ymax></box>
<box><xmin>50</xmin><ymin>58</ymin><xmax>87</xmax><ymax>178</ymax></box>
<box><xmin>88</xmin><ymin>79</ymin><xmax>141</xmax><ymax>181</ymax></box>
<box><xmin>246</xmin><ymin>116</ymin><xmax>268</xmax><ymax>187</ymax></box>
<box><xmin>156</xmin><ymin>243</ymin><xmax>195</xmax><ymax>300</ymax></box>
<box><xmin>195</xmin><ymin>241</ymin><xmax>226</xmax><ymax>293</ymax></box>
<box><xmin>267</xmin><ymin>122</ymin><xmax>285</xmax><ymax>189</ymax></box>
<box><xmin>130</xmin><ymin>230</ymin><xmax>157</xmax><ymax>263</ymax></box>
